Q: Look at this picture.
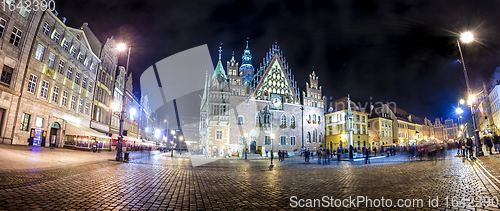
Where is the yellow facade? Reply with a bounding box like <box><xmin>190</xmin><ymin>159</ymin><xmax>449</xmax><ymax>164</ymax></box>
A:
<box><xmin>368</xmin><ymin>117</ymin><xmax>393</xmax><ymax>148</ymax></box>
<box><xmin>325</xmin><ymin>110</ymin><xmax>369</xmax><ymax>151</ymax></box>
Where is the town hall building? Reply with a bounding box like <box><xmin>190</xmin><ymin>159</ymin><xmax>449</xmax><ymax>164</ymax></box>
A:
<box><xmin>200</xmin><ymin>41</ymin><xmax>325</xmax><ymax>157</ymax></box>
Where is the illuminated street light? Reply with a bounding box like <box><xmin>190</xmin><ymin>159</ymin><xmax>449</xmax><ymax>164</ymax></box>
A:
<box><xmin>456</xmin><ymin>107</ymin><xmax>464</xmax><ymax>115</ymax></box>
<box><xmin>129</xmin><ymin>108</ymin><xmax>136</xmax><ymax>118</ymax></box>
<box><xmin>115</xmin><ymin>42</ymin><xmax>132</xmax><ymax>161</ymax></box>
<box><xmin>110</xmin><ymin>101</ymin><xmax>120</xmax><ymax>112</ymax></box>
<box><xmin>117</xmin><ymin>43</ymin><xmax>127</xmax><ymax>51</ymax></box>
<box><xmin>459</xmin><ymin>99</ymin><xmax>465</xmax><ymax>105</ymax></box>
<box><xmin>461</xmin><ymin>125</ymin><xmax>464</xmax><ymax>130</ymax></box>
<box><xmin>461</xmin><ymin>32</ymin><xmax>474</xmax><ymax>43</ymax></box>
<box><xmin>456</xmin><ymin>31</ymin><xmax>481</xmax><ymax>156</ymax></box>
<box><xmin>171</xmin><ymin>130</ymin><xmax>175</xmax><ymax>135</ymax></box>
<box><xmin>155</xmin><ymin>129</ymin><xmax>161</xmax><ymax>139</ymax></box>
<box><xmin>179</xmin><ymin>136</ymin><xmax>184</xmax><ymax>141</ymax></box>
<box><xmin>145</xmin><ymin>127</ymin><xmax>149</xmax><ymax>133</ymax></box>
<box><xmin>468</xmin><ymin>94</ymin><xmax>475</xmax><ymax>102</ymax></box>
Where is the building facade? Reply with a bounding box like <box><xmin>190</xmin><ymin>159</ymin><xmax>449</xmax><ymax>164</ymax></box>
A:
<box><xmin>17</xmin><ymin>10</ymin><xmax>104</xmax><ymax>148</ymax></box>
<box><xmin>90</xmin><ymin>36</ymin><xmax>118</xmax><ymax>136</ymax></box>
<box><xmin>0</xmin><ymin>1</ymin><xmax>43</xmax><ymax>145</ymax></box>
<box><xmin>325</xmin><ymin>97</ymin><xmax>369</xmax><ymax>151</ymax></box>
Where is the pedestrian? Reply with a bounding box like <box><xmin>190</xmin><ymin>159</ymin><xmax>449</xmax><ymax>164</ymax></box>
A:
<box><xmin>485</xmin><ymin>135</ymin><xmax>493</xmax><ymax>155</ymax></box>
<box><xmin>365</xmin><ymin>148</ymin><xmax>370</xmax><ymax>164</ymax></box>
<box><xmin>466</xmin><ymin>138</ymin><xmax>473</xmax><ymax>159</ymax></box>
<box><xmin>494</xmin><ymin>133</ymin><xmax>500</xmax><ymax>153</ymax></box>
<box><xmin>317</xmin><ymin>148</ymin><xmax>322</xmax><ymax>164</ymax></box>
<box><xmin>270</xmin><ymin>150</ymin><xmax>274</xmax><ymax>165</ymax></box>
<box><xmin>305</xmin><ymin>149</ymin><xmax>310</xmax><ymax>162</ymax></box>
<box><xmin>278</xmin><ymin>150</ymin><xmax>282</xmax><ymax>161</ymax></box>
<box><xmin>373</xmin><ymin>146</ymin><xmax>377</xmax><ymax>156</ymax></box>
<box><xmin>337</xmin><ymin>149</ymin><xmax>341</xmax><ymax>161</ymax></box>
<box><xmin>349</xmin><ymin>145</ymin><xmax>354</xmax><ymax>160</ymax></box>
<box><xmin>362</xmin><ymin>146</ymin><xmax>366</xmax><ymax>156</ymax></box>
<box><xmin>457</xmin><ymin>139</ymin><xmax>462</xmax><ymax>156</ymax></box>
<box><xmin>326</xmin><ymin>148</ymin><xmax>330</xmax><ymax>164</ymax></box>
<box><xmin>462</xmin><ymin>139</ymin><xmax>466</xmax><ymax>156</ymax></box>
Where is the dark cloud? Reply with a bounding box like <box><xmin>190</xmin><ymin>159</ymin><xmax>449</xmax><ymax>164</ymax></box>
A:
<box><xmin>57</xmin><ymin>0</ymin><xmax>500</xmax><ymax>119</ymax></box>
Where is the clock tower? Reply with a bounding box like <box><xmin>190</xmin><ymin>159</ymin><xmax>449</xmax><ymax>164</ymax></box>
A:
<box><xmin>239</xmin><ymin>40</ymin><xmax>254</xmax><ymax>85</ymax></box>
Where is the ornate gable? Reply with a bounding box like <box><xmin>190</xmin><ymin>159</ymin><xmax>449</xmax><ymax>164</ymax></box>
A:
<box><xmin>252</xmin><ymin>43</ymin><xmax>299</xmax><ymax>104</ymax></box>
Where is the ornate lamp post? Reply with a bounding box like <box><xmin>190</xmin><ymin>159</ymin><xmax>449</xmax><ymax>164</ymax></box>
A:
<box><xmin>115</xmin><ymin>43</ymin><xmax>131</xmax><ymax>161</ymax></box>
<box><xmin>457</xmin><ymin>32</ymin><xmax>482</xmax><ymax>157</ymax></box>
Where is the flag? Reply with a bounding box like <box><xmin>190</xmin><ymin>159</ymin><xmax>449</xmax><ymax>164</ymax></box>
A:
<box><xmin>479</xmin><ymin>102</ymin><xmax>484</xmax><ymax>116</ymax></box>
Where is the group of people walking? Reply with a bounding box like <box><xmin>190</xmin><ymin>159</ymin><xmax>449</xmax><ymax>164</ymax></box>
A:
<box><xmin>457</xmin><ymin>137</ymin><xmax>476</xmax><ymax>159</ymax></box>
<box><xmin>277</xmin><ymin>150</ymin><xmax>288</xmax><ymax>161</ymax></box>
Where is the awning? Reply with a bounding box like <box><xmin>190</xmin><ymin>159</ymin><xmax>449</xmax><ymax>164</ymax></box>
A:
<box><xmin>65</xmin><ymin>122</ymin><xmax>111</xmax><ymax>139</ymax></box>
<box><xmin>111</xmin><ymin>134</ymin><xmax>142</xmax><ymax>143</ymax></box>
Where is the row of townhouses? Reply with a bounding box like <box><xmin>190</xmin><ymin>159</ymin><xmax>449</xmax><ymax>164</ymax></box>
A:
<box><xmin>0</xmin><ymin>4</ymin><xmax>152</xmax><ymax>150</ymax></box>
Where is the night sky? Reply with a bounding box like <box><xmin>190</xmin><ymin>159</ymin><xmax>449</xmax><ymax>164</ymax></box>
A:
<box><xmin>57</xmin><ymin>0</ymin><xmax>500</xmax><ymax>120</ymax></box>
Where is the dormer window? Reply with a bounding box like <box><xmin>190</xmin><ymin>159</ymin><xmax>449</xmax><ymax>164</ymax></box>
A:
<box><xmin>77</xmin><ymin>34</ymin><xmax>81</xmax><ymax>40</ymax></box>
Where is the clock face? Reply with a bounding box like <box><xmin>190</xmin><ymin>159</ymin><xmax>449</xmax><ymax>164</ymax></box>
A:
<box><xmin>271</xmin><ymin>94</ymin><xmax>282</xmax><ymax>110</ymax></box>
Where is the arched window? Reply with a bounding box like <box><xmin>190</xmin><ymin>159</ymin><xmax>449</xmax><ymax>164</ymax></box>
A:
<box><xmin>313</xmin><ymin>130</ymin><xmax>317</xmax><ymax>143</ymax></box>
<box><xmin>318</xmin><ymin>116</ymin><xmax>321</xmax><ymax>124</ymax></box>
<box><xmin>265</xmin><ymin>114</ymin><xmax>271</xmax><ymax>124</ymax></box>
<box><xmin>313</xmin><ymin>114</ymin><xmax>316</xmax><ymax>122</ymax></box>
<box><xmin>309</xmin><ymin>114</ymin><xmax>311</xmax><ymax>121</ymax></box>
<box><xmin>290</xmin><ymin>115</ymin><xmax>296</xmax><ymax>128</ymax></box>
<box><xmin>280</xmin><ymin>114</ymin><xmax>286</xmax><ymax>128</ymax></box>
<box><xmin>255</xmin><ymin>112</ymin><xmax>261</xmax><ymax>126</ymax></box>
<box><xmin>237</xmin><ymin>115</ymin><xmax>244</xmax><ymax>125</ymax></box>
<box><xmin>319</xmin><ymin>133</ymin><xmax>323</xmax><ymax>143</ymax></box>
<box><xmin>307</xmin><ymin>132</ymin><xmax>311</xmax><ymax>143</ymax></box>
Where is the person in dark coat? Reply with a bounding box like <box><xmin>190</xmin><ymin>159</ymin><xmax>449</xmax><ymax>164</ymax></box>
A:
<box><xmin>493</xmin><ymin>133</ymin><xmax>500</xmax><ymax>153</ymax></box>
<box><xmin>349</xmin><ymin>145</ymin><xmax>354</xmax><ymax>160</ymax></box>
<box><xmin>365</xmin><ymin>148</ymin><xmax>370</xmax><ymax>164</ymax></box>
<box><xmin>373</xmin><ymin>146</ymin><xmax>377</xmax><ymax>156</ymax></box>
<box><xmin>466</xmin><ymin>138</ymin><xmax>473</xmax><ymax>159</ymax></box>
<box><xmin>485</xmin><ymin>135</ymin><xmax>493</xmax><ymax>155</ymax></box>
<box><xmin>278</xmin><ymin>150</ymin><xmax>282</xmax><ymax>161</ymax></box>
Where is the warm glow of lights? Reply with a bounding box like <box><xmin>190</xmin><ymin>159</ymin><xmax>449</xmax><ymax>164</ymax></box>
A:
<box><xmin>270</xmin><ymin>133</ymin><xmax>274</xmax><ymax>139</ymax></box>
<box><xmin>171</xmin><ymin>130</ymin><xmax>175</xmax><ymax>135</ymax></box>
<box><xmin>468</xmin><ymin>94</ymin><xmax>475</xmax><ymax>102</ymax></box>
<box><xmin>461</xmin><ymin>32</ymin><xmax>474</xmax><ymax>43</ymax></box>
<box><xmin>459</xmin><ymin>99</ymin><xmax>465</xmax><ymax>105</ymax></box>
<box><xmin>129</xmin><ymin>108</ymin><xmax>136</xmax><ymax>119</ymax></box>
<box><xmin>460</xmin><ymin>125</ymin><xmax>464</xmax><ymax>129</ymax></box>
<box><xmin>111</xmin><ymin>101</ymin><xmax>120</xmax><ymax>112</ymax></box>
<box><xmin>179</xmin><ymin>136</ymin><xmax>184</xmax><ymax>141</ymax></box>
<box><xmin>155</xmin><ymin>129</ymin><xmax>161</xmax><ymax>139</ymax></box>
<box><xmin>456</xmin><ymin>107</ymin><xmax>464</xmax><ymax>114</ymax></box>
<box><xmin>117</xmin><ymin>43</ymin><xmax>127</xmax><ymax>51</ymax></box>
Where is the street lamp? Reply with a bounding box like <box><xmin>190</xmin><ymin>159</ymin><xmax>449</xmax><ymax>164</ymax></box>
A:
<box><xmin>459</xmin><ymin>99</ymin><xmax>465</xmax><ymax>105</ymax></box>
<box><xmin>456</xmin><ymin>31</ymin><xmax>482</xmax><ymax>157</ymax></box>
<box><xmin>456</xmin><ymin>107</ymin><xmax>464</xmax><ymax>115</ymax></box>
<box><xmin>116</xmin><ymin>43</ymin><xmax>131</xmax><ymax>161</ymax></box>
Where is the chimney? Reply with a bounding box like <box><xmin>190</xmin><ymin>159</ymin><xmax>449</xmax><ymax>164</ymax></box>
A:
<box><xmin>62</xmin><ymin>17</ymin><xmax>66</xmax><ymax>24</ymax></box>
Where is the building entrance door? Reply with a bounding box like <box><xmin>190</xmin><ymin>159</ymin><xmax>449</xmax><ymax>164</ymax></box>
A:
<box><xmin>50</xmin><ymin>122</ymin><xmax>60</xmax><ymax>147</ymax></box>
<box><xmin>250</xmin><ymin>141</ymin><xmax>256</xmax><ymax>153</ymax></box>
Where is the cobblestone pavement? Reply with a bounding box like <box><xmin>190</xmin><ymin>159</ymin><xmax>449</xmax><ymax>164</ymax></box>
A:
<box><xmin>0</xmin><ymin>150</ymin><xmax>500</xmax><ymax>210</ymax></box>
